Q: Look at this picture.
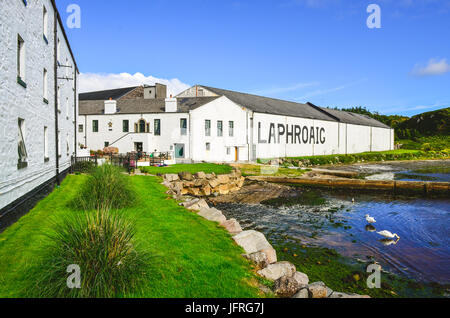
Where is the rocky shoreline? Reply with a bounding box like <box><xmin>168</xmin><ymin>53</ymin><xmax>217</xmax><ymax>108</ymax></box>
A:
<box><xmin>161</xmin><ymin>170</ymin><xmax>370</xmax><ymax>299</ymax></box>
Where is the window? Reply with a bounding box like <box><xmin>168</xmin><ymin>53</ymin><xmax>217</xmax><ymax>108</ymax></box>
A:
<box><xmin>198</xmin><ymin>89</ymin><xmax>204</xmax><ymax>97</ymax></box>
<box><xmin>92</xmin><ymin>120</ymin><xmax>98</xmax><ymax>132</ymax></box>
<box><xmin>58</xmin><ymin>130</ymin><xmax>61</xmax><ymax>157</ymax></box>
<box><xmin>43</xmin><ymin>6</ymin><xmax>48</xmax><ymax>43</ymax></box>
<box><xmin>17</xmin><ymin>35</ymin><xmax>26</xmax><ymax>87</ymax></box>
<box><xmin>78</xmin><ymin>124</ymin><xmax>83</xmax><ymax>133</ymax></box>
<box><xmin>206</xmin><ymin>143</ymin><xmax>211</xmax><ymax>151</ymax></box>
<box><xmin>226</xmin><ymin>147</ymin><xmax>231</xmax><ymax>155</ymax></box>
<box><xmin>123</xmin><ymin>120</ymin><xmax>129</xmax><ymax>132</ymax></box>
<box><xmin>104</xmin><ymin>142</ymin><xmax>109</xmax><ymax>148</ymax></box>
<box><xmin>18</xmin><ymin>118</ymin><xmax>27</xmax><ymax>169</ymax></box>
<box><xmin>43</xmin><ymin>68</ymin><xmax>48</xmax><ymax>102</ymax></box>
<box><xmin>66</xmin><ymin>135</ymin><xmax>70</xmax><ymax>156</ymax></box>
<box><xmin>180</xmin><ymin>118</ymin><xmax>187</xmax><ymax>136</ymax></box>
<box><xmin>44</xmin><ymin>126</ymin><xmax>49</xmax><ymax>161</ymax></box>
<box><xmin>154</xmin><ymin>119</ymin><xmax>161</xmax><ymax>136</ymax></box>
<box><xmin>205</xmin><ymin>120</ymin><xmax>211</xmax><ymax>136</ymax></box>
<box><xmin>217</xmin><ymin>121</ymin><xmax>223</xmax><ymax>137</ymax></box>
<box><xmin>138</xmin><ymin>120</ymin><xmax>146</xmax><ymax>133</ymax></box>
<box><xmin>229</xmin><ymin>121</ymin><xmax>234</xmax><ymax>137</ymax></box>
<box><xmin>57</xmin><ymin>37</ymin><xmax>60</xmax><ymax>62</ymax></box>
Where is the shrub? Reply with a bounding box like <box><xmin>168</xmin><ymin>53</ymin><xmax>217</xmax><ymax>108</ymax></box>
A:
<box><xmin>421</xmin><ymin>143</ymin><xmax>432</xmax><ymax>152</ymax></box>
<box><xmin>75</xmin><ymin>164</ymin><xmax>135</xmax><ymax>210</ymax></box>
<box><xmin>31</xmin><ymin>208</ymin><xmax>148</xmax><ymax>298</ymax></box>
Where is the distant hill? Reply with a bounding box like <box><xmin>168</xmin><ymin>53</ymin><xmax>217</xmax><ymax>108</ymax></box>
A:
<box><xmin>336</xmin><ymin>106</ymin><xmax>449</xmax><ymax>139</ymax></box>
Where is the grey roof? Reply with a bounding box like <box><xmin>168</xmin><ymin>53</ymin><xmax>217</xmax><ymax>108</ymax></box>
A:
<box><xmin>79</xmin><ymin>87</ymin><xmax>139</xmax><ymax>101</ymax></box>
<box><xmin>199</xmin><ymin>85</ymin><xmax>390</xmax><ymax>128</ymax></box>
<box><xmin>79</xmin><ymin>97</ymin><xmax>219</xmax><ymax>115</ymax></box>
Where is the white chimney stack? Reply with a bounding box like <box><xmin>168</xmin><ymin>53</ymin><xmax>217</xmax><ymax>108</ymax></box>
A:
<box><xmin>104</xmin><ymin>99</ymin><xmax>117</xmax><ymax>114</ymax></box>
<box><xmin>165</xmin><ymin>97</ymin><xmax>177</xmax><ymax>113</ymax></box>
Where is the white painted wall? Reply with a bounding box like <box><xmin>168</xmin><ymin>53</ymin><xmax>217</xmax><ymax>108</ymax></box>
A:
<box><xmin>0</xmin><ymin>0</ymin><xmax>76</xmax><ymax>210</ymax></box>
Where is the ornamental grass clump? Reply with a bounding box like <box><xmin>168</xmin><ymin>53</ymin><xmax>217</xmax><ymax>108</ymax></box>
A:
<box><xmin>32</xmin><ymin>208</ymin><xmax>148</xmax><ymax>298</ymax></box>
<box><xmin>75</xmin><ymin>164</ymin><xmax>135</xmax><ymax>210</ymax></box>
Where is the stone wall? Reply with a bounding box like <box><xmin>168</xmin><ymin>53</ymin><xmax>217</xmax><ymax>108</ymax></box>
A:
<box><xmin>163</xmin><ymin>170</ymin><xmax>245</xmax><ymax>197</ymax></box>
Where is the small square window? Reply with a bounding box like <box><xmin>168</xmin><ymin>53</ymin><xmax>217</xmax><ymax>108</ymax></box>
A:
<box><xmin>206</xmin><ymin>143</ymin><xmax>211</xmax><ymax>151</ymax></box>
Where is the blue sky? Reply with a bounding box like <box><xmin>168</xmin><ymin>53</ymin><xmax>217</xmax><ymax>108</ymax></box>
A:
<box><xmin>56</xmin><ymin>0</ymin><xmax>450</xmax><ymax>116</ymax></box>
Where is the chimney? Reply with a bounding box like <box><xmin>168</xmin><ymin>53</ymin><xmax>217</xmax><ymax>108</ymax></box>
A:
<box><xmin>165</xmin><ymin>97</ymin><xmax>177</xmax><ymax>113</ymax></box>
<box><xmin>104</xmin><ymin>99</ymin><xmax>117</xmax><ymax>114</ymax></box>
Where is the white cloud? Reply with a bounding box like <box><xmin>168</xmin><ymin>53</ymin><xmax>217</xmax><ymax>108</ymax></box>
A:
<box><xmin>78</xmin><ymin>72</ymin><xmax>191</xmax><ymax>97</ymax></box>
<box><xmin>412</xmin><ymin>58</ymin><xmax>450</xmax><ymax>76</ymax></box>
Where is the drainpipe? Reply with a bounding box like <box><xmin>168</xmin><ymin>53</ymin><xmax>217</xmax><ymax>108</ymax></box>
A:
<box><xmin>74</xmin><ymin>70</ymin><xmax>77</xmax><ymax>157</ymax></box>
<box><xmin>53</xmin><ymin>11</ymin><xmax>60</xmax><ymax>186</ymax></box>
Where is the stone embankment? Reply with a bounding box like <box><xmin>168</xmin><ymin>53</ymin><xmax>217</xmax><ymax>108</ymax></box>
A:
<box><xmin>163</xmin><ymin>170</ymin><xmax>245</xmax><ymax>197</ymax></box>
<box><xmin>162</xmin><ymin>171</ymin><xmax>370</xmax><ymax>299</ymax></box>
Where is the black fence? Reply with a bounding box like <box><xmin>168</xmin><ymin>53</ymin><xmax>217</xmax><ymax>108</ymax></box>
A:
<box><xmin>71</xmin><ymin>155</ymin><xmax>98</xmax><ymax>173</ymax></box>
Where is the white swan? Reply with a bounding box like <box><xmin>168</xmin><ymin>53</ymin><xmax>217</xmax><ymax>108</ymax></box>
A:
<box><xmin>377</xmin><ymin>230</ymin><xmax>400</xmax><ymax>239</ymax></box>
<box><xmin>365</xmin><ymin>214</ymin><xmax>376</xmax><ymax>224</ymax></box>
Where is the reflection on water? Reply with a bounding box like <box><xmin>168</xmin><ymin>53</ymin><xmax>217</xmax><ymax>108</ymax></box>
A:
<box><xmin>216</xmin><ymin>193</ymin><xmax>450</xmax><ymax>284</ymax></box>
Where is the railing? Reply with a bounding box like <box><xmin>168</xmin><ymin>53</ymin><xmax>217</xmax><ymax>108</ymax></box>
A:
<box><xmin>71</xmin><ymin>155</ymin><xmax>98</xmax><ymax>173</ymax></box>
<box><xmin>108</xmin><ymin>151</ymin><xmax>174</xmax><ymax>174</ymax></box>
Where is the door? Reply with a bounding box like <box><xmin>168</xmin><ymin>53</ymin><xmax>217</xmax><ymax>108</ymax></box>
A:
<box><xmin>134</xmin><ymin>142</ymin><xmax>143</xmax><ymax>152</ymax></box>
<box><xmin>175</xmin><ymin>144</ymin><xmax>185</xmax><ymax>158</ymax></box>
<box><xmin>235</xmin><ymin>147</ymin><xmax>239</xmax><ymax>162</ymax></box>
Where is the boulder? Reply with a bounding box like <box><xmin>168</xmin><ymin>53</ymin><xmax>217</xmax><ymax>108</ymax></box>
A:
<box><xmin>293</xmin><ymin>271</ymin><xmax>309</xmax><ymax>288</ymax></box>
<box><xmin>274</xmin><ymin>275</ymin><xmax>301</xmax><ymax>298</ymax></box>
<box><xmin>164</xmin><ymin>174</ymin><xmax>180</xmax><ymax>182</ymax></box>
<box><xmin>326</xmin><ymin>286</ymin><xmax>333</xmax><ymax>298</ymax></box>
<box><xmin>185</xmin><ymin>199</ymin><xmax>209</xmax><ymax>211</ymax></box>
<box><xmin>237</xmin><ymin>176</ymin><xmax>245</xmax><ymax>188</ymax></box>
<box><xmin>194</xmin><ymin>171</ymin><xmax>207</xmax><ymax>179</ymax></box>
<box><xmin>208</xmin><ymin>178</ymin><xmax>220</xmax><ymax>188</ymax></box>
<box><xmin>329</xmin><ymin>292</ymin><xmax>371</xmax><ymax>299</ymax></box>
<box><xmin>242</xmin><ymin>251</ymin><xmax>268</xmax><ymax>269</ymax></box>
<box><xmin>198</xmin><ymin>208</ymin><xmax>226</xmax><ymax>224</ymax></box>
<box><xmin>171</xmin><ymin>182</ymin><xmax>184</xmax><ymax>193</ymax></box>
<box><xmin>180</xmin><ymin>188</ymin><xmax>189</xmax><ymax>195</ymax></box>
<box><xmin>194</xmin><ymin>179</ymin><xmax>209</xmax><ymax>187</ymax></box>
<box><xmin>188</xmin><ymin>187</ymin><xmax>201</xmax><ymax>196</ymax></box>
<box><xmin>257</xmin><ymin>262</ymin><xmax>296</xmax><ymax>281</ymax></box>
<box><xmin>307</xmin><ymin>282</ymin><xmax>328</xmax><ymax>299</ymax></box>
<box><xmin>200</xmin><ymin>185</ymin><xmax>212</xmax><ymax>196</ymax></box>
<box><xmin>205</xmin><ymin>173</ymin><xmax>215</xmax><ymax>180</ymax></box>
<box><xmin>179</xmin><ymin>171</ymin><xmax>194</xmax><ymax>181</ymax></box>
<box><xmin>221</xmin><ymin>219</ymin><xmax>242</xmax><ymax>235</ymax></box>
<box><xmin>181</xmin><ymin>198</ymin><xmax>199</xmax><ymax>207</ymax></box>
<box><xmin>217</xmin><ymin>174</ymin><xmax>230</xmax><ymax>184</ymax></box>
<box><xmin>232</xmin><ymin>230</ymin><xmax>277</xmax><ymax>264</ymax></box>
<box><xmin>218</xmin><ymin>184</ymin><xmax>230</xmax><ymax>195</ymax></box>
<box><xmin>292</xmin><ymin>288</ymin><xmax>309</xmax><ymax>298</ymax></box>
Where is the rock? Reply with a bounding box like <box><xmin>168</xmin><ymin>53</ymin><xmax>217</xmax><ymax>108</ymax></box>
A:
<box><xmin>258</xmin><ymin>284</ymin><xmax>272</xmax><ymax>295</ymax></box>
<box><xmin>221</xmin><ymin>219</ymin><xmax>242</xmax><ymax>235</ymax></box>
<box><xmin>293</xmin><ymin>271</ymin><xmax>309</xmax><ymax>287</ymax></box>
<box><xmin>188</xmin><ymin>187</ymin><xmax>201</xmax><ymax>196</ymax></box>
<box><xmin>329</xmin><ymin>292</ymin><xmax>370</xmax><ymax>298</ymax></box>
<box><xmin>218</xmin><ymin>184</ymin><xmax>230</xmax><ymax>195</ymax></box>
<box><xmin>164</xmin><ymin>174</ymin><xmax>180</xmax><ymax>182</ymax></box>
<box><xmin>233</xmin><ymin>230</ymin><xmax>277</xmax><ymax>264</ymax></box>
<box><xmin>200</xmin><ymin>185</ymin><xmax>211</xmax><ymax>196</ymax></box>
<box><xmin>194</xmin><ymin>171</ymin><xmax>207</xmax><ymax>179</ymax></box>
<box><xmin>171</xmin><ymin>181</ymin><xmax>184</xmax><ymax>193</ymax></box>
<box><xmin>257</xmin><ymin>261</ymin><xmax>296</xmax><ymax>281</ymax></box>
<box><xmin>292</xmin><ymin>288</ymin><xmax>309</xmax><ymax>298</ymax></box>
<box><xmin>237</xmin><ymin>176</ymin><xmax>245</xmax><ymax>188</ymax></box>
<box><xmin>274</xmin><ymin>275</ymin><xmax>301</xmax><ymax>298</ymax></box>
<box><xmin>208</xmin><ymin>178</ymin><xmax>220</xmax><ymax>188</ymax></box>
<box><xmin>179</xmin><ymin>171</ymin><xmax>194</xmax><ymax>181</ymax></box>
<box><xmin>185</xmin><ymin>199</ymin><xmax>209</xmax><ymax>211</ymax></box>
<box><xmin>198</xmin><ymin>208</ymin><xmax>227</xmax><ymax>224</ymax></box>
<box><xmin>326</xmin><ymin>286</ymin><xmax>333</xmax><ymax>297</ymax></box>
<box><xmin>205</xmin><ymin>174</ymin><xmax>214</xmax><ymax>180</ymax></box>
<box><xmin>181</xmin><ymin>198</ymin><xmax>199</xmax><ymax>207</ymax></box>
<box><xmin>243</xmin><ymin>251</ymin><xmax>268</xmax><ymax>268</ymax></box>
<box><xmin>217</xmin><ymin>174</ymin><xmax>230</xmax><ymax>184</ymax></box>
<box><xmin>307</xmin><ymin>282</ymin><xmax>328</xmax><ymax>299</ymax></box>
<box><xmin>194</xmin><ymin>179</ymin><xmax>209</xmax><ymax>187</ymax></box>
<box><xmin>180</xmin><ymin>188</ymin><xmax>189</xmax><ymax>195</ymax></box>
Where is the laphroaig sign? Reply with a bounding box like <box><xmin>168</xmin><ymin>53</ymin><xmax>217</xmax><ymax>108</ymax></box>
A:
<box><xmin>258</xmin><ymin>122</ymin><xmax>326</xmax><ymax>145</ymax></box>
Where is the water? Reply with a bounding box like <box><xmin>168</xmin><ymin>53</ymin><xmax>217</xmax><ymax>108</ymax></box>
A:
<box><xmin>216</xmin><ymin>161</ymin><xmax>450</xmax><ymax>285</ymax></box>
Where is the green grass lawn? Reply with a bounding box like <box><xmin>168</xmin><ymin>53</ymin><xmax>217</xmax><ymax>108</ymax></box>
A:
<box><xmin>267</xmin><ymin>149</ymin><xmax>449</xmax><ymax>167</ymax></box>
<box><xmin>0</xmin><ymin>175</ymin><xmax>262</xmax><ymax>298</ymax></box>
<box><xmin>140</xmin><ymin>163</ymin><xmax>233</xmax><ymax>175</ymax></box>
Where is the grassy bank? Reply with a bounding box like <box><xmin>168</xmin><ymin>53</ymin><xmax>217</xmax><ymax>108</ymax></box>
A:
<box><xmin>139</xmin><ymin>163</ymin><xmax>232</xmax><ymax>175</ymax></box>
<box><xmin>0</xmin><ymin>174</ymin><xmax>262</xmax><ymax>298</ymax></box>
<box><xmin>236</xmin><ymin>164</ymin><xmax>310</xmax><ymax>177</ymax></box>
<box><xmin>262</xmin><ymin>149</ymin><xmax>449</xmax><ymax>167</ymax></box>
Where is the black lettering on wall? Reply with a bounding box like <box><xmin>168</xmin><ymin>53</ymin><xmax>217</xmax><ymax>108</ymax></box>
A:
<box><xmin>316</xmin><ymin>127</ymin><xmax>320</xmax><ymax>145</ymax></box>
<box><xmin>277</xmin><ymin>124</ymin><xmax>285</xmax><ymax>144</ymax></box>
<box><xmin>309</xmin><ymin>127</ymin><xmax>315</xmax><ymax>144</ymax></box>
<box><xmin>286</xmin><ymin>125</ymin><xmax>294</xmax><ymax>144</ymax></box>
<box><xmin>269</xmin><ymin>123</ymin><xmax>276</xmax><ymax>144</ymax></box>
<box><xmin>258</xmin><ymin>122</ymin><xmax>267</xmax><ymax>144</ymax></box>
<box><xmin>295</xmin><ymin>125</ymin><xmax>301</xmax><ymax>144</ymax></box>
<box><xmin>320</xmin><ymin>128</ymin><xmax>326</xmax><ymax>144</ymax></box>
<box><xmin>302</xmin><ymin>126</ymin><xmax>309</xmax><ymax>144</ymax></box>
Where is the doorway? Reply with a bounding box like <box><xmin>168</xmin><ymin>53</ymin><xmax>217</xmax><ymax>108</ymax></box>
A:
<box><xmin>134</xmin><ymin>142</ymin><xmax>143</xmax><ymax>153</ymax></box>
<box><xmin>175</xmin><ymin>144</ymin><xmax>185</xmax><ymax>158</ymax></box>
<box><xmin>234</xmin><ymin>147</ymin><xmax>239</xmax><ymax>162</ymax></box>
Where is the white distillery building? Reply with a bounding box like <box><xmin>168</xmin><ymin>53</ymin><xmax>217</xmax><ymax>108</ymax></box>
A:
<box><xmin>78</xmin><ymin>84</ymin><xmax>393</xmax><ymax>163</ymax></box>
<box><xmin>0</xmin><ymin>0</ymin><xmax>78</xmax><ymax>226</ymax></box>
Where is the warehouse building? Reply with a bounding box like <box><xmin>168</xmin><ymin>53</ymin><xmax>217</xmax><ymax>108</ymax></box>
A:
<box><xmin>78</xmin><ymin>85</ymin><xmax>393</xmax><ymax>163</ymax></box>
<box><xmin>0</xmin><ymin>0</ymin><xmax>78</xmax><ymax>226</ymax></box>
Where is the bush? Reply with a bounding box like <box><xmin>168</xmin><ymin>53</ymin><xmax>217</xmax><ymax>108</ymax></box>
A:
<box><xmin>75</xmin><ymin>164</ymin><xmax>135</xmax><ymax>210</ymax></box>
<box><xmin>31</xmin><ymin>208</ymin><xmax>148</xmax><ymax>298</ymax></box>
<box><xmin>421</xmin><ymin>143</ymin><xmax>432</xmax><ymax>152</ymax></box>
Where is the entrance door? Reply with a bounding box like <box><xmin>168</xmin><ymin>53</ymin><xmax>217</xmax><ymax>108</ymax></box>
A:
<box><xmin>235</xmin><ymin>147</ymin><xmax>239</xmax><ymax>162</ymax></box>
<box><xmin>134</xmin><ymin>142</ymin><xmax>143</xmax><ymax>152</ymax></box>
<box><xmin>175</xmin><ymin>144</ymin><xmax>185</xmax><ymax>158</ymax></box>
